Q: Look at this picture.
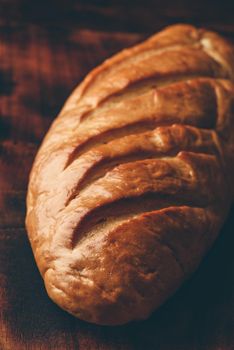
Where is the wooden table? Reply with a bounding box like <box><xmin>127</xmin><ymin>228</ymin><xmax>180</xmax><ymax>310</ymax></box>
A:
<box><xmin>1</xmin><ymin>1</ymin><xmax>234</xmax><ymax>349</ymax></box>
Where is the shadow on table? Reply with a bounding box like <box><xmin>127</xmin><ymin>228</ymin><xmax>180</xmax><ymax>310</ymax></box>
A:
<box><xmin>2</xmin><ymin>205</ymin><xmax>234</xmax><ymax>349</ymax></box>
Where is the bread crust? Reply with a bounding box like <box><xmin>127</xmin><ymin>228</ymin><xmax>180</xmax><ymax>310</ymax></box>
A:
<box><xmin>26</xmin><ymin>24</ymin><xmax>234</xmax><ymax>325</ymax></box>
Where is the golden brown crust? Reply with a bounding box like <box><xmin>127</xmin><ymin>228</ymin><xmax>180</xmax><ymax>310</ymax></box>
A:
<box><xmin>26</xmin><ymin>24</ymin><xmax>234</xmax><ymax>325</ymax></box>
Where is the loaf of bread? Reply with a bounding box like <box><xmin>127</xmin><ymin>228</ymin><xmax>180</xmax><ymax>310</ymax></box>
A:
<box><xmin>26</xmin><ymin>24</ymin><xmax>234</xmax><ymax>325</ymax></box>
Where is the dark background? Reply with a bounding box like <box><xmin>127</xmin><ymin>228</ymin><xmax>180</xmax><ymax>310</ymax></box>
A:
<box><xmin>0</xmin><ymin>1</ymin><xmax>234</xmax><ymax>349</ymax></box>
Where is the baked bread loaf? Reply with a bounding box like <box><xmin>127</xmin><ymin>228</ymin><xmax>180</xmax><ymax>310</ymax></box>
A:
<box><xmin>26</xmin><ymin>24</ymin><xmax>234</xmax><ymax>325</ymax></box>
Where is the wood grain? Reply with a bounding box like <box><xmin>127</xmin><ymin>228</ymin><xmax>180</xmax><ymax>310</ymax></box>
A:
<box><xmin>0</xmin><ymin>1</ymin><xmax>234</xmax><ymax>349</ymax></box>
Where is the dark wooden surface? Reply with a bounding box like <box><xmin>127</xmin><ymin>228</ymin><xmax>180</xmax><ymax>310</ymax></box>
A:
<box><xmin>1</xmin><ymin>1</ymin><xmax>234</xmax><ymax>349</ymax></box>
